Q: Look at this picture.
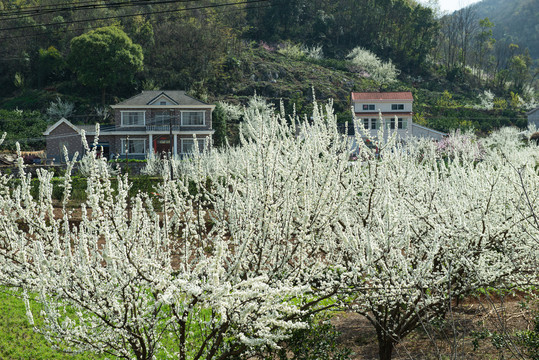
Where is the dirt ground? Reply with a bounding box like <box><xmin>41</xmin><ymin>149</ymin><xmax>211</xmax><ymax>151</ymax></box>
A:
<box><xmin>331</xmin><ymin>293</ymin><xmax>537</xmax><ymax>359</ymax></box>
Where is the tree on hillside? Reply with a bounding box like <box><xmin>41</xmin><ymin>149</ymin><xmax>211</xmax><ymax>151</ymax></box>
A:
<box><xmin>212</xmin><ymin>102</ymin><xmax>228</xmax><ymax>147</ymax></box>
<box><xmin>474</xmin><ymin>17</ymin><xmax>496</xmax><ymax>81</ymax></box>
<box><xmin>68</xmin><ymin>26</ymin><xmax>143</xmax><ymax>104</ymax></box>
<box><xmin>509</xmin><ymin>50</ymin><xmax>533</xmax><ymax>93</ymax></box>
<box><xmin>346</xmin><ymin>47</ymin><xmax>399</xmax><ymax>85</ymax></box>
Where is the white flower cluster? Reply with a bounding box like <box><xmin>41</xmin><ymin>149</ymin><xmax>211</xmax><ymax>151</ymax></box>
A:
<box><xmin>473</xmin><ymin>89</ymin><xmax>495</xmax><ymax>110</ymax></box>
<box><xmin>0</xmin><ymin>98</ymin><xmax>537</xmax><ymax>360</ymax></box>
<box><xmin>346</xmin><ymin>47</ymin><xmax>400</xmax><ymax>84</ymax></box>
<box><xmin>46</xmin><ymin>96</ymin><xmax>75</xmax><ymax>121</ymax></box>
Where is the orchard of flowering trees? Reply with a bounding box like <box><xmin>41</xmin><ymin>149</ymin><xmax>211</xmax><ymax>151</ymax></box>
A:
<box><xmin>0</xmin><ymin>99</ymin><xmax>538</xmax><ymax>360</ymax></box>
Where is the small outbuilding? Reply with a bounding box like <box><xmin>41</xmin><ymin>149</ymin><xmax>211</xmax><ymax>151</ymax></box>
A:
<box><xmin>527</xmin><ymin>107</ymin><xmax>539</xmax><ymax>129</ymax></box>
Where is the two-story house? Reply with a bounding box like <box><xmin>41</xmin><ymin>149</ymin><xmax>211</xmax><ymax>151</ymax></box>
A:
<box><xmin>352</xmin><ymin>92</ymin><xmax>413</xmax><ymax>139</ymax></box>
<box><xmin>45</xmin><ymin>90</ymin><xmax>215</xmax><ymax>161</ymax></box>
<box><xmin>351</xmin><ymin>91</ymin><xmax>445</xmax><ymax>141</ymax></box>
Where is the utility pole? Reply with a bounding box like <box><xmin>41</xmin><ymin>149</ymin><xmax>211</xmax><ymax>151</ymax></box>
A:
<box><xmin>169</xmin><ymin>110</ymin><xmax>174</xmax><ymax>179</ymax></box>
<box><xmin>125</xmin><ymin>135</ymin><xmax>129</xmax><ymax>175</ymax></box>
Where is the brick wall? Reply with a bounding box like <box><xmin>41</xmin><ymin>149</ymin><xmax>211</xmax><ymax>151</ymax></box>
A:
<box><xmin>46</xmin><ymin>123</ymin><xmax>84</xmax><ymax>162</ymax></box>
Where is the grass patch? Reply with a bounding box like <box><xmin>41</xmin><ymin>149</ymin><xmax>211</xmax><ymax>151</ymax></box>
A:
<box><xmin>0</xmin><ymin>288</ymin><xmax>104</xmax><ymax>359</ymax></box>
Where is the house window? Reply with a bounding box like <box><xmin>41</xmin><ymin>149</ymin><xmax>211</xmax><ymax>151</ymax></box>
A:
<box><xmin>154</xmin><ymin>110</ymin><xmax>171</xmax><ymax>125</ymax></box>
<box><xmin>398</xmin><ymin>118</ymin><xmax>407</xmax><ymax>129</ymax></box>
<box><xmin>121</xmin><ymin>111</ymin><xmax>145</xmax><ymax>126</ymax></box>
<box><xmin>181</xmin><ymin>111</ymin><xmax>205</xmax><ymax>126</ymax></box>
<box><xmin>370</xmin><ymin>118</ymin><xmax>377</xmax><ymax>130</ymax></box>
<box><xmin>362</xmin><ymin>104</ymin><xmax>375</xmax><ymax>111</ymax></box>
<box><xmin>389</xmin><ymin>118</ymin><xmax>395</xmax><ymax>129</ymax></box>
<box><xmin>120</xmin><ymin>138</ymin><xmax>146</xmax><ymax>154</ymax></box>
<box><xmin>391</xmin><ymin>104</ymin><xmax>405</xmax><ymax>110</ymax></box>
<box><xmin>363</xmin><ymin>118</ymin><xmax>369</xmax><ymax>129</ymax></box>
<box><xmin>160</xmin><ymin>101</ymin><xmax>166</xmax><ymax>105</ymax></box>
<box><xmin>181</xmin><ymin>139</ymin><xmax>205</xmax><ymax>154</ymax></box>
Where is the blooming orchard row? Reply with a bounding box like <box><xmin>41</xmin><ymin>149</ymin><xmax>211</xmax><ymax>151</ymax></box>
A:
<box><xmin>0</xmin><ymin>99</ymin><xmax>537</xmax><ymax>360</ymax></box>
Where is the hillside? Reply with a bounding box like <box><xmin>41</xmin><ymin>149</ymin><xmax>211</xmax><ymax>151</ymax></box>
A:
<box><xmin>474</xmin><ymin>0</ymin><xmax>539</xmax><ymax>59</ymax></box>
<box><xmin>0</xmin><ymin>0</ymin><xmax>534</xmax><ymax>150</ymax></box>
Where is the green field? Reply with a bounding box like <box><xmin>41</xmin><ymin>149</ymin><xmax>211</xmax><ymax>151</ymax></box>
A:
<box><xmin>0</xmin><ymin>288</ymin><xmax>102</xmax><ymax>360</ymax></box>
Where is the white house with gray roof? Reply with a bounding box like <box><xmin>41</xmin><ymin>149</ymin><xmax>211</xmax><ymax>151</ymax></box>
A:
<box><xmin>45</xmin><ymin>90</ymin><xmax>215</xmax><ymax>161</ymax></box>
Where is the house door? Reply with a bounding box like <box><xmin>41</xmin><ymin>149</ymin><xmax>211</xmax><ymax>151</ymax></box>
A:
<box><xmin>92</xmin><ymin>142</ymin><xmax>110</xmax><ymax>159</ymax></box>
<box><xmin>154</xmin><ymin>136</ymin><xmax>172</xmax><ymax>157</ymax></box>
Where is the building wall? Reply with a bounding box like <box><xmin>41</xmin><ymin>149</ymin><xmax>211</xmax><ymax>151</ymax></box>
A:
<box><xmin>411</xmin><ymin>124</ymin><xmax>445</xmax><ymax>141</ymax></box>
<box><xmin>113</xmin><ymin>108</ymin><xmax>213</xmax><ymax>131</ymax></box>
<box><xmin>528</xmin><ymin>109</ymin><xmax>539</xmax><ymax>129</ymax></box>
<box><xmin>353</xmin><ymin>101</ymin><xmax>413</xmax><ymax>113</ymax></box>
<box><xmin>356</xmin><ymin>116</ymin><xmax>413</xmax><ymax>139</ymax></box>
<box><xmin>46</xmin><ymin>123</ymin><xmax>84</xmax><ymax>162</ymax></box>
<box><xmin>86</xmin><ymin>133</ymin><xmax>214</xmax><ymax>159</ymax></box>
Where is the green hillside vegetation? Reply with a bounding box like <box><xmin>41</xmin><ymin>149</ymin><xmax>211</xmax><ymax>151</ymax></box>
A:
<box><xmin>0</xmin><ymin>0</ymin><xmax>536</xmax><ymax>149</ymax></box>
<box><xmin>474</xmin><ymin>0</ymin><xmax>539</xmax><ymax>59</ymax></box>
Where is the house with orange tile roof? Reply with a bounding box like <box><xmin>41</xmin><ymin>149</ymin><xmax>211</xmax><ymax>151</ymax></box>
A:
<box><xmin>351</xmin><ymin>91</ymin><xmax>445</xmax><ymax>141</ymax></box>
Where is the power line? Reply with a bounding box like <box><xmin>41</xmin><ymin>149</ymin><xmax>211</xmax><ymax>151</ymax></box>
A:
<box><xmin>0</xmin><ymin>0</ymin><xmax>201</xmax><ymax>21</ymax></box>
<box><xmin>0</xmin><ymin>1</ymin><xmax>273</xmax><ymax>41</ymax></box>
<box><xmin>0</xmin><ymin>0</ymin><xmax>116</xmax><ymax>14</ymax></box>
<box><xmin>0</xmin><ymin>0</ymin><xmax>271</xmax><ymax>32</ymax></box>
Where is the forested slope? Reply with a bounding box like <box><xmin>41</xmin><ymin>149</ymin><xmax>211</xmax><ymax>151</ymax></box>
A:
<box><xmin>0</xmin><ymin>0</ymin><xmax>536</xmax><ymax>149</ymax></box>
<box><xmin>474</xmin><ymin>0</ymin><xmax>539</xmax><ymax>59</ymax></box>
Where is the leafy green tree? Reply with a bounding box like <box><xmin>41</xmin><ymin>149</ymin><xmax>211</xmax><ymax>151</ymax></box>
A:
<box><xmin>212</xmin><ymin>102</ymin><xmax>228</xmax><ymax>148</ymax></box>
<box><xmin>509</xmin><ymin>51</ymin><xmax>532</xmax><ymax>92</ymax></box>
<box><xmin>68</xmin><ymin>26</ymin><xmax>143</xmax><ymax>104</ymax></box>
<box><xmin>474</xmin><ymin>18</ymin><xmax>496</xmax><ymax>81</ymax></box>
<box><xmin>0</xmin><ymin>109</ymin><xmax>47</xmax><ymax>150</ymax></box>
<box><xmin>37</xmin><ymin>46</ymin><xmax>66</xmax><ymax>87</ymax></box>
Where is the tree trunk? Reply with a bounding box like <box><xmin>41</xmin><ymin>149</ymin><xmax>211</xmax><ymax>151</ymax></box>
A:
<box><xmin>377</xmin><ymin>331</ymin><xmax>395</xmax><ymax>360</ymax></box>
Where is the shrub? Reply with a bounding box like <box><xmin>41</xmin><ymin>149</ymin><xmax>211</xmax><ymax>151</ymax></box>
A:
<box><xmin>267</xmin><ymin>319</ymin><xmax>352</xmax><ymax>360</ymax></box>
<box><xmin>277</xmin><ymin>42</ymin><xmax>305</xmax><ymax>59</ymax></box>
<box><xmin>346</xmin><ymin>47</ymin><xmax>399</xmax><ymax>84</ymax></box>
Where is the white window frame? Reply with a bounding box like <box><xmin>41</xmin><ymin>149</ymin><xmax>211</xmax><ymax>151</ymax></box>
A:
<box><xmin>362</xmin><ymin>104</ymin><xmax>375</xmax><ymax>111</ymax></box>
<box><xmin>398</xmin><ymin>118</ymin><xmax>407</xmax><ymax>129</ymax></box>
<box><xmin>120</xmin><ymin>138</ymin><xmax>146</xmax><ymax>155</ymax></box>
<box><xmin>154</xmin><ymin>110</ymin><xmax>171</xmax><ymax>125</ymax></box>
<box><xmin>180</xmin><ymin>111</ymin><xmax>205</xmax><ymax>126</ymax></box>
<box><xmin>181</xmin><ymin>138</ymin><xmax>206</xmax><ymax>154</ymax></box>
<box><xmin>121</xmin><ymin>111</ymin><xmax>146</xmax><ymax>127</ymax></box>
<box><xmin>370</xmin><ymin>118</ymin><xmax>377</xmax><ymax>130</ymax></box>
<box><xmin>391</xmin><ymin>104</ymin><xmax>405</xmax><ymax>110</ymax></box>
<box><xmin>363</xmin><ymin>118</ymin><xmax>369</xmax><ymax>129</ymax></box>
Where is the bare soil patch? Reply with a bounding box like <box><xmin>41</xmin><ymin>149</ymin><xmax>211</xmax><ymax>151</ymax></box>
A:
<box><xmin>332</xmin><ymin>293</ymin><xmax>537</xmax><ymax>359</ymax></box>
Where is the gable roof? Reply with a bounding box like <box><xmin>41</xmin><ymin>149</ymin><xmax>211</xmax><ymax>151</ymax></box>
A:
<box><xmin>43</xmin><ymin>118</ymin><xmax>80</xmax><ymax>135</ymax></box>
<box><xmin>147</xmin><ymin>92</ymin><xmax>179</xmax><ymax>105</ymax></box>
<box><xmin>351</xmin><ymin>92</ymin><xmax>414</xmax><ymax>101</ymax></box>
<box><xmin>115</xmin><ymin>90</ymin><xmax>210</xmax><ymax>106</ymax></box>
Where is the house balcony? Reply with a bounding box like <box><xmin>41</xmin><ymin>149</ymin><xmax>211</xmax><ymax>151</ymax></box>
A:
<box><xmin>146</xmin><ymin>124</ymin><xmax>182</xmax><ymax>132</ymax></box>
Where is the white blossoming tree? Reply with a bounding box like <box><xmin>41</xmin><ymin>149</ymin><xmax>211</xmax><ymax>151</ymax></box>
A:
<box><xmin>0</xmin><ymin>100</ymin><xmax>354</xmax><ymax>359</ymax></box>
<box><xmin>335</xmin><ymin>124</ymin><xmax>539</xmax><ymax>360</ymax></box>
<box><xmin>0</xmin><ymin>97</ymin><xmax>537</xmax><ymax>360</ymax></box>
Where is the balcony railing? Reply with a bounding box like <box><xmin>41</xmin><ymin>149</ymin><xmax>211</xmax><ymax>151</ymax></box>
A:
<box><xmin>146</xmin><ymin>124</ymin><xmax>182</xmax><ymax>132</ymax></box>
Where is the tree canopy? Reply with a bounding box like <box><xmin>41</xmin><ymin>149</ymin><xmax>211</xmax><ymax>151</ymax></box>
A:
<box><xmin>68</xmin><ymin>26</ymin><xmax>143</xmax><ymax>103</ymax></box>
